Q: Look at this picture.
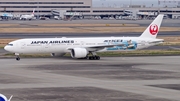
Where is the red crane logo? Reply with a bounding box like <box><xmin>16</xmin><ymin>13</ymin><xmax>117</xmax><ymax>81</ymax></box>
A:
<box><xmin>149</xmin><ymin>24</ymin><xmax>158</xmax><ymax>35</ymax></box>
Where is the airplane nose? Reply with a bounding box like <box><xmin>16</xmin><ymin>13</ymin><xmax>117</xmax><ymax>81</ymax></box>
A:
<box><xmin>4</xmin><ymin>45</ymin><xmax>10</xmax><ymax>51</ymax></box>
<box><xmin>4</xmin><ymin>46</ymin><xmax>7</xmax><ymax>50</ymax></box>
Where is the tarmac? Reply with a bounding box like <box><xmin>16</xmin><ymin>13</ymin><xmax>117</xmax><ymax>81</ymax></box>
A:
<box><xmin>0</xmin><ymin>56</ymin><xmax>180</xmax><ymax>101</ymax></box>
<box><xmin>0</xmin><ymin>32</ymin><xmax>179</xmax><ymax>38</ymax></box>
<box><xmin>0</xmin><ymin>18</ymin><xmax>180</xmax><ymax>101</ymax></box>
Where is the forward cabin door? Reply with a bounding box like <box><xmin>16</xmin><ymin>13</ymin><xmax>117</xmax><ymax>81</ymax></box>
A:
<box><xmin>42</xmin><ymin>43</ymin><xmax>50</xmax><ymax>53</ymax></box>
<box><xmin>81</xmin><ymin>41</ymin><xmax>85</xmax><ymax>47</ymax></box>
<box><xmin>20</xmin><ymin>42</ymin><xmax>26</xmax><ymax>49</ymax></box>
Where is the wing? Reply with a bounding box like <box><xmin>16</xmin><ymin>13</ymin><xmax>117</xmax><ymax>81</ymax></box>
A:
<box><xmin>68</xmin><ymin>43</ymin><xmax>125</xmax><ymax>52</ymax></box>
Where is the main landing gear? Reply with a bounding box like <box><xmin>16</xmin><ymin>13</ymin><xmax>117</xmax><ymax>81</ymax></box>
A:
<box><xmin>87</xmin><ymin>56</ymin><xmax>100</xmax><ymax>60</ymax></box>
<box><xmin>15</xmin><ymin>53</ymin><xmax>20</xmax><ymax>61</ymax></box>
<box><xmin>86</xmin><ymin>52</ymin><xmax>100</xmax><ymax>60</ymax></box>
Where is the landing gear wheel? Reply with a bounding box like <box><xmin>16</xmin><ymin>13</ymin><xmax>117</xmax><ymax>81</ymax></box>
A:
<box><xmin>95</xmin><ymin>56</ymin><xmax>100</xmax><ymax>60</ymax></box>
<box><xmin>92</xmin><ymin>56</ymin><xmax>95</xmax><ymax>60</ymax></box>
<box><xmin>85</xmin><ymin>56</ymin><xmax>89</xmax><ymax>60</ymax></box>
<box><xmin>87</xmin><ymin>52</ymin><xmax>100</xmax><ymax>60</ymax></box>
<box><xmin>87</xmin><ymin>56</ymin><xmax>100</xmax><ymax>60</ymax></box>
<box><xmin>88</xmin><ymin>56</ymin><xmax>92</xmax><ymax>60</ymax></box>
<box><xmin>16</xmin><ymin>57</ymin><xmax>20</xmax><ymax>61</ymax></box>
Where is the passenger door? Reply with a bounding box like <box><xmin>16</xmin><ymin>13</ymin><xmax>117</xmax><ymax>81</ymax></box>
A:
<box><xmin>20</xmin><ymin>42</ymin><xmax>26</xmax><ymax>49</ymax></box>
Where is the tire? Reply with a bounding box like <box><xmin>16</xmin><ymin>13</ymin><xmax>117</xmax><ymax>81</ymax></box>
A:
<box><xmin>96</xmin><ymin>56</ymin><xmax>100</xmax><ymax>60</ymax></box>
<box><xmin>92</xmin><ymin>56</ymin><xmax>96</xmax><ymax>60</ymax></box>
<box><xmin>88</xmin><ymin>56</ymin><xmax>100</xmax><ymax>60</ymax></box>
<box><xmin>89</xmin><ymin>56</ymin><xmax>94</xmax><ymax>60</ymax></box>
<box><xmin>86</xmin><ymin>56</ymin><xmax>89</xmax><ymax>60</ymax></box>
<box><xmin>16</xmin><ymin>57</ymin><xmax>20</xmax><ymax>61</ymax></box>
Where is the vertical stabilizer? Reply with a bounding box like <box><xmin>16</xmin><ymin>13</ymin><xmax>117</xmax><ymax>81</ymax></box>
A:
<box><xmin>32</xmin><ymin>9</ymin><xmax>35</xmax><ymax>15</ymax></box>
<box><xmin>140</xmin><ymin>14</ymin><xmax>164</xmax><ymax>39</ymax></box>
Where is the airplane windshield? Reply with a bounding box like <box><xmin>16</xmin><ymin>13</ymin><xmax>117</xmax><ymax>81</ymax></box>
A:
<box><xmin>7</xmin><ymin>44</ymin><xmax>13</xmax><ymax>46</ymax></box>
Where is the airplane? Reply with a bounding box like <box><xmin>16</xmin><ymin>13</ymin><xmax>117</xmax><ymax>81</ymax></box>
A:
<box><xmin>20</xmin><ymin>9</ymin><xmax>35</xmax><ymax>20</ymax></box>
<box><xmin>4</xmin><ymin>14</ymin><xmax>164</xmax><ymax>61</ymax></box>
<box><xmin>0</xmin><ymin>13</ymin><xmax>14</xmax><ymax>20</ymax></box>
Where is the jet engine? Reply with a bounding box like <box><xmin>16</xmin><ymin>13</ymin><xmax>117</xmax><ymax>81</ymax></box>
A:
<box><xmin>70</xmin><ymin>48</ymin><xmax>88</xmax><ymax>58</ymax></box>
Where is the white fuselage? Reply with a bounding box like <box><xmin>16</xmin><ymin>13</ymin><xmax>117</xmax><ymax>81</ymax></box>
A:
<box><xmin>4</xmin><ymin>37</ymin><xmax>163</xmax><ymax>54</ymax></box>
<box><xmin>20</xmin><ymin>14</ymin><xmax>34</xmax><ymax>20</ymax></box>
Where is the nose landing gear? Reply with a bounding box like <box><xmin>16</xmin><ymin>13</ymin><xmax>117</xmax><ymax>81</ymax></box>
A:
<box><xmin>16</xmin><ymin>56</ymin><xmax>20</xmax><ymax>61</ymax></box>
<box><xmin>15</xmin><ymin>53</ymin><xmax>20</xmax><ymax>61</ymax></box>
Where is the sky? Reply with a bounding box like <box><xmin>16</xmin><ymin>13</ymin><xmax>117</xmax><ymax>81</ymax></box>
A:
<box><xmin>92</xmin><ymin>0</ymin><xmax>179</xmax><ymax>7</ymax></box>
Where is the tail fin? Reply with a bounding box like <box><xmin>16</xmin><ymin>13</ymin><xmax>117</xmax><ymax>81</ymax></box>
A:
<box><xmin>140</xmin><ymin>14</ymin><xmax>164</xmax><ymax>39</ymax></box>
<box><xmin>32</xmin><ymin>9</ymin><xmax>35</xmax><ymax>15</ymax></box>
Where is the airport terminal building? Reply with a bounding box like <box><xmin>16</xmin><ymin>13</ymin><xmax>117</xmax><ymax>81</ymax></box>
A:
<box><xmin>0</xmin><ymin>0</ymin><xmax>180</xmax><ymax>19</ymax></box>
<box><xmin>0</xmin><ymin>0</ymin><xmax>92</xmax><ymax>14</ymax></box>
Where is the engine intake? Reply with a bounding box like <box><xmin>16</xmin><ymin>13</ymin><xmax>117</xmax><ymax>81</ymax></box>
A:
<box><xmin>71</xmin><ymin>48</ymin><xmax>88</xmax><ymax>58</ymax></box>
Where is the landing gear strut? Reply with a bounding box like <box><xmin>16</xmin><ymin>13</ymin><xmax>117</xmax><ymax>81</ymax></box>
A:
<box><xmin>86</xmin><ymin>52</ymin><xmax>100</xmax><ymax>60</ymax></box>
<box><xmin>15</xmin><ymin>53</ymin><xmax>20</xmax><ymax>61</ymax></box>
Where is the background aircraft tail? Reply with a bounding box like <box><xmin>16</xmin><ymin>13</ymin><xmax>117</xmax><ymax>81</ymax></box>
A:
<box><xmin>32</xmin><ymin>9</ymin><xmax>35</xmax><ymax>15</ymax></box>
<box><xmin>139</xmin><ymin>14</ymin><xmax>164</xmax><ymax>39</ymax></box>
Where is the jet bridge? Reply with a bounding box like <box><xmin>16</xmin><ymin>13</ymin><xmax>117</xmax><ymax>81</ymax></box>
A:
<box><xmin>51</xmin><ymin>9</ymin><xmax>82</xmax><ymax>20</ymax></box>
<box><xmin>124</xmin><ymin>9</ymin><xmax>159</xmax><ymax>19</ymax></box>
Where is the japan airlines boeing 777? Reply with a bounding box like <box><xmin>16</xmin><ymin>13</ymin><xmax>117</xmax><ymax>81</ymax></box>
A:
<box><xmin>4</xmin><ymin>14</ymin><xmax>164</xmax><ymax>61</ymax></box>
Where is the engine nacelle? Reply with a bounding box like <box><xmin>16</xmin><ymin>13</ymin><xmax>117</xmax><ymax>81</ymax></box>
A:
<box><xmin>70</xmin><ymin>48</ymin><xmax>88</xmax><ymax>58</ymax></box>
<box><xmin>51</xmin><ymin>53</ymin><xmax>66</xmax><ymax>57</ymax></box>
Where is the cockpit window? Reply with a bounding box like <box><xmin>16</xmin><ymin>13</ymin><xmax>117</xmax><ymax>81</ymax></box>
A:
<box><xmin>7</xmin><ymin>44</ymin><xmax>13</xmax><ymax>46</ymax></box>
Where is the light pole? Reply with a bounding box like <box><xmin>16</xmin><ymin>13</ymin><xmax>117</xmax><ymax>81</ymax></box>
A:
<box><xmin>130</xmin><ymin>0</ymin><xmax>132</xmax><ymax>7</ymax></box>
<box><xmin>37</xmin><ymin>0</ymin><xmax>39</xmax><ymax>19</ymax></box>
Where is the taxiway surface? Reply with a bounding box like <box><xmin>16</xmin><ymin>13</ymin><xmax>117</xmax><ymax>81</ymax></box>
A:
<box><xmin>0</xmin><ymin>56</ymin><xmax>180</xmax><ymax>101</ymax></box>
<box><xmin>0</xmin><ymin>31</ymin><xmax>179</xmax><ymax>38</ymax></box>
